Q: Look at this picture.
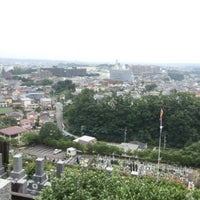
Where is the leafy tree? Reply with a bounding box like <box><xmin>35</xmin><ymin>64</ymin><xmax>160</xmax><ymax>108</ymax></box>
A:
<box><xmin>0</xmin><ymin>116</ymin><xmax>17</xmax><ymax>128</ymax></box>
<box><xmin>20</xmin><ymin>77</ymin><xmax>35</xmax><ymax>86</ymax></box>
<box><xmin>36</xmin><ymin>79</ymin><xmax>53</xmax><ymax>86</ymax></box>
<box><xmin>145</xmin><ymin>83</ymin><xmax>157</xmax><ymax>92</ymax></box>
<box><xmin>42</xmin><ymin>137</ymin><xmax>84</xmax><ymax>152</ymax></box>
<box><xmin>37</xmin><ymin>168</ymin><xmax>200</xmax><ymax>200</ymax></box>
<box><xmin>87</xmin><ymin>142</ymin><xmax>123</xmax><ymax>155</ymax></box>
<box><xmin>11</xmin><ymin>67</ymin><xmax>24</xmax><ymax>75</ymax></box>
<box><xmin>10</xmin><ymin>67</ymin><xmax>36</xmax><ymax>75</ymax></box>
<box><xmin>21</xmin><ymin>132</ymin><xmax>40</xmax><ymax>145</ymax></box>
<box><xmin>63</xmin><ymin>89</ymin><xmax>96</xmax><ymax>134</ymax></box>
<box><xmin>10</xmin><ymin>138</ymin><xmax>18</xmax><ymax>146</ymax></box>
<box><xmin>25</xmin><ymin>161</ymin><xmax>35</xmax><ymax>179</ymax></box>
<box><xmin>0</xmin><ymin>67</ymin><xmax>6</xmax><ymax>77</ymax></box>
<box><xmin>63</xmin><ymin>90</ymin><xmax>200</xmax><ymax>148</ymax></box>
<box><xmin>39</xmin><ymin>122</ymin><xmax>62</xmax><ymax>141</ymax></box>
<box><xmin>130</xmin><ymin>140</ymin><xmax>200</xmax><ymax>168</ymax></box>
<box><xmin>52</xmin><ymin>80</ymin><xmax>75</xmax><ymax>94</ymax></box>
<box><xmin>35</xmin><ymin>107</ymin><xmax>41</xmax><ymax>113</ymax></box>
<box><xmin>33</xmin><ymin>116</ymin><xmax>40</xmax><ymax>129</ymax></box>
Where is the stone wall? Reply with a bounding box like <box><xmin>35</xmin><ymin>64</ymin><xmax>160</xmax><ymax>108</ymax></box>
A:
<box><xmin>0</xmin><ymin>178</ymin><xmax>11</xmax><ymax>200</ymax></box>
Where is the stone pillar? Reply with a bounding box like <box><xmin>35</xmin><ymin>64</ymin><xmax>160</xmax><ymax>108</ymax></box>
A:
<box><xmin>35</xmin><ymin>158</ymin><xmax>44</xmax><ymax>176</ymax></box>
<box><xmin>13</xmin><ymin>154</ymin><xmax>23</xmax><ymax>172</ymax></box>
<box><xmin>56</xmin><ymin>160</ymin><xmax>65</xmax><ymax>178</ymax></box>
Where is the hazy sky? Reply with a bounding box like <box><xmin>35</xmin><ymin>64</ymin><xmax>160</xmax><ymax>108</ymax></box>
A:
<box><xmin>0</xmin><ymin>0</ymin><xmax>200</xmax><ymax>63</ymax></box>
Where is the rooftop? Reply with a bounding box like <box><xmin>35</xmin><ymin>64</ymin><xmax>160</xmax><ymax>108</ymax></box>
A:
<box><xmin>74</xmin><ymin>135</ymin><xmax>96</xmax><ymax>142</ymax></box>
<box><xmin>0</xmin><ymin>126</ymin><xmax>27</xmax><ymax>136</ymax></box>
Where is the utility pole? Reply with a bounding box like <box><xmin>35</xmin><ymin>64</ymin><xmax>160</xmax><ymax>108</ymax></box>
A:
<box><xmin>163</xmin><ymin>134</ymin><xmax>166</xmax><ymax>150</ymax></box>
<box><xmin>124</xmin><ymin>127</ymin><xmax>127</xmax><ymax>143</ymax></box>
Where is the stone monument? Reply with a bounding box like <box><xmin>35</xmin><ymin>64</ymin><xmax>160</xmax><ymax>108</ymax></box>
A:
<box><xmin>9</xmin><ymin>154</ymin><xmax>27</xmax><ymax>194</ymax></box>
<box><xmin>10</xmin><ymin>154</ymin><xmax>25</xmax><ymax>180</ymax></box>
<box><xmin>27</xmin><ymin>157</ymin><xmax>48</xmax><ymax>195</ymax></box>
<box><xmin>32</xmin><ymin>158</ymin><xmax>47</xmax><ymax>184</ymax></box>
<box><xmin>56</xmin><ymin>160</ymin><xmax>65</xmax><ymax>178</ymax></box>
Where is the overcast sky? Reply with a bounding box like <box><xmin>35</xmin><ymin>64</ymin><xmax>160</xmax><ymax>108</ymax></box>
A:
<box><xmin>0</xmin><ymin>0</ymin><xmax>200</xmax><ymax>64</ymax></box>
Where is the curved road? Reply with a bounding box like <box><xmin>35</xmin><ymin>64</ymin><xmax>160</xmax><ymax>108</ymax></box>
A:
<box><xmin>55</xmin><ymin>102</ymin><xmax>63</xmax><ymax>130</ymax></box>
<box><xmin>55</xmin><ymin>102</ymin><xmax>78</xmax><ymax>138</ymax></box>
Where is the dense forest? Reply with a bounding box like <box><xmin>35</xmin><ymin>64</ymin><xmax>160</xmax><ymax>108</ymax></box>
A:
<box><xmin>63</xmin><ymin>89</ymin><xmax>200</xmax><ymax>148</ymax></box>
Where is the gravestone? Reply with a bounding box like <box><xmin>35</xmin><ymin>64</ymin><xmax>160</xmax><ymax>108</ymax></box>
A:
<box><xmin>32</xmin><ymin>158</ymin><xmax>47</xmax><ymax>184</ymax></box>
<box><xmin>9</xmin><ymin>154</ymin><xmax>27</xmax><ymax>194</ymax></box>
<box><xmin>27</xmin><ymin>158</ymin><xmax>48</xmax><ymax>195</ymax></box>
<box><xmin>10</xmin><ymin>154</ymin><xmax>25</xmax><ymax>180</ymax></box>
<box><xmin>56</xmin><ymin>160</ymin><xmax>65</xmax><ymax>178</ymax></box>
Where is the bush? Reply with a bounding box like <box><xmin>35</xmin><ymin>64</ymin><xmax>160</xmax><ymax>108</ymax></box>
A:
<box><xmin>37</xmin><ymin>168</ymin><xmax>200</xmax><ymax>200</ymax></box>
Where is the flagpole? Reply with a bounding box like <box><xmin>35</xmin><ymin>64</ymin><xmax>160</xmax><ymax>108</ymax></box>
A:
<box><xmin>157</xmin><ymin>109</ymin><xmax>163</xmax><ymax>181</ymax></box>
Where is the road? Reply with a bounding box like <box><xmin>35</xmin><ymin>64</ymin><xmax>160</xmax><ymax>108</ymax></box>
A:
<box><xmin>56</xmin><ymin>102</ymin><xmax>79</xmax><ymax>138</ymax></box>
<box><xmin>55</xmin><ymin>102</ymin><xmax>63</xmax><ymax>130</ymax></box>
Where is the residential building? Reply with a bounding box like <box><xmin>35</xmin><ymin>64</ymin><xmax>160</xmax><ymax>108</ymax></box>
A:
<box><xmin>20</xmin><ymin>119</ymin><xmax>33</xmax><ymax>130</ymax></box>
<box><xmin>73</xmin><ymin>135</ymin><xmax>97</xmax><ymax>146</ymax></box>
<box><xmin>0</xmin><ymin>126</ymin><xmax>27</xmax><ymax>144</ymax></box>
<box><xmin>40</xmin><ymin>98</ymin><xmax>53</xmax><ymax>109</ymax></box>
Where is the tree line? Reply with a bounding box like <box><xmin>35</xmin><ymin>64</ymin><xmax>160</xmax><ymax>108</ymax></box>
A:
<box><xmin>63</xmin><ymin>89</ymin><xmax>200</xmax><ymax>148</ymax></box>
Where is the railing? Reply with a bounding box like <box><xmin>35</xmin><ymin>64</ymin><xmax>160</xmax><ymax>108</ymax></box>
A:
<box><xmin>11</xmin><ymin>192</ymin><xmax>34</xmax><ymax>200</ymax></box>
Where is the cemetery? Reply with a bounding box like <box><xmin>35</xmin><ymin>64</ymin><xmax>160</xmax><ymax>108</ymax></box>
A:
<box><xmin>0</xmin><ymin>143</ymin><xmax>199</xmax><ymax>199</ymax></box>
<box><xmin>0</xmin><ymin>152</ymin><xmax>66</xmax><ymax>199</ymax></box>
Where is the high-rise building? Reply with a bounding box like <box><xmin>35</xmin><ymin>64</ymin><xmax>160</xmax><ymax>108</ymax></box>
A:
<box><xmin>109</xmin><ymin>60</ymin><xmax>132</xmax><ymax>82</ymax></box>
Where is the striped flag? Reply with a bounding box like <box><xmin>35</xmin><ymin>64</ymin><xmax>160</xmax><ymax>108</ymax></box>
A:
<box><xmin>160</xmin><ymin>109</ymin><xmax>163</xmax><ymax>121</ymax></box>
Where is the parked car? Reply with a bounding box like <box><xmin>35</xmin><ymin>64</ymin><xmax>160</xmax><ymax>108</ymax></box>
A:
<box><xmin>53</xmin><ymin>149</ymin><xmax>62</xmax><ymax>154</ymax></box>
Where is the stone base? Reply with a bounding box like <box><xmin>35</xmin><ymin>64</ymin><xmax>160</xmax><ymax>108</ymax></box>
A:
<box><xmin>32</xmin><ymin>173</ymin><xmax>47</xmax><ymax>184</ymax></box>
<box><xmin>10</xmin><ymin>169</ymin><xmax>25</xmax><ymax>180</ymax></box>
<box><xmin>27</xmin><ymin>180</ymin><xmax>45</xmax><ymax>196</ymax></box>
<box><xmin>11</xmin><ymin>178</ymin><xmax>27</xmax><ymax>194</ymax></box>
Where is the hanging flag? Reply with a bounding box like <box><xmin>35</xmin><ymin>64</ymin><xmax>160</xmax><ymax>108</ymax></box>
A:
<box><xmin>160</xmin><ymin>109</ymin><xmax>163</xmax><ymax>121</ymax></box>
<box><xmin>188</xmin><ymin>181</ymin><xmax>194</xmax><ymax>190</ymax></box>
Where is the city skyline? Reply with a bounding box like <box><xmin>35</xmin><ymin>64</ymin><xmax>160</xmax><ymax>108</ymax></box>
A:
<box><xmin>0</xmin><ymin>0</ymin><xmax>200</xmax><ymax>64</ymax></box>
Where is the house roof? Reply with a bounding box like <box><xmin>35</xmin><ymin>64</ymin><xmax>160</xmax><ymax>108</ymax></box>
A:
<box><xmin>40</xmin><ymin>98</ymin><xmax>52</xmax><ymax>102</ymax></box>
<box><xmin>20</xmin><ymin>119</ymin><xmax>31</xmax><ymax>123</ymax></box>
<box><xmin>67</xmin><ymin>147</ymin><xmax>76</xmax><ymax>151</ymax></box>
<box><xmin>74</xmin><ymin>135</ymin><xmax>96</xmax><ymax>143</ymax></box>
<box><xmin>0</xmin><ymin>126</ymin><xmax>27</xmax><ymax>136</ymax></box>
<box><xmin>0</xmin><ymin>98</ymin><xmax>6</xmax><ymax>103</ymax></box>
<box><xmin>7</xmin><ymin>111</ymin><xmax>23</xmax><ymax>118</ymax></box>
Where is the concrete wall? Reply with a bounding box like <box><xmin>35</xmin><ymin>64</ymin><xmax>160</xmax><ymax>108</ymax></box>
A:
<box><xmin>0</xmin><ymin>179</ymin><xmax>11</xmax><ymax>200</ymax></box>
